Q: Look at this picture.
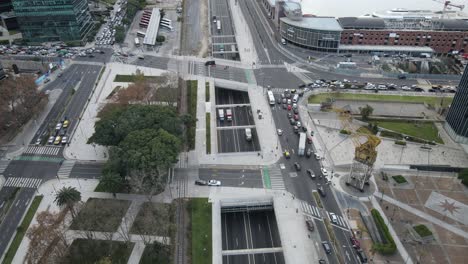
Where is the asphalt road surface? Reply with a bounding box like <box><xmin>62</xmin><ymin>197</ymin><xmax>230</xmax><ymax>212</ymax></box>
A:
<box><xmin>198</xmin><ymin>168</ymin><xmax>263</xmax><ymax>188</ymax></box>
<box><xmin>181</xmin><ymin>0</ymin><xmax>201</xmax><ymax>55</ymax></box>
<box><xmin>217</xmin><ymin>128</ymin><xmax>261</xmax><ymax>153</ymax></box>
<box><xmin>70</xmin><ymin>163</ymin><xmax>104</xmax><ymax>179</ymax></box>
<box><xmin>210</xmin><ymin>0</ymin><xmax>239</xmax><ymax>60</ymax></box>
<box><xmin>223</xmin><ymin>252</ymin><xmax>285</xmax><ymax>264</ymax></box>
<box><xmin>216</xmin><ymin>106</ymin><xmax>254</xmax><ymax>127</ymax></box>
<box><xmin>216</xmin><ymin>87</ymin><xmax>250</xmax><ymax>105</ymax></box>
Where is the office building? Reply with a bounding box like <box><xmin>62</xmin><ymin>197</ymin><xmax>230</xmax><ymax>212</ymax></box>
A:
<box><xmin>12</xmin><ymin>0</ymin><xmax>93</xmax><ymax>43</ymax></box>
<box><xmin>445</xmin><ymin>66</ymin><xmax>468</xmax><ymax>144</ymax></box>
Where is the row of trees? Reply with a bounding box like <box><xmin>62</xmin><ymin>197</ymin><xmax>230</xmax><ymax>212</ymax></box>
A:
<box><xmin>89</xmin><ymin>103</ymin><xmax>186</xmax><ymax>196</ymax></box>
<box><xmin>0</xmin><ymin>76</ymin><xmax>47</xmax><ymax>139</ymax></box>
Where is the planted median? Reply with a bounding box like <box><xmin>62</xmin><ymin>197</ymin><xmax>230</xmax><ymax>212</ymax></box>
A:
<box><xmin>371</xmin><ymin>208</ymin><xmax>397</xmax><ymax>255</ymax></box>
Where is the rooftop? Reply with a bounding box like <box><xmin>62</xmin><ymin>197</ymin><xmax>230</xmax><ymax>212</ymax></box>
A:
<box><xmin>340</xmin><ymin>44</ymin><xmax>434</xmax><ymax>53</ymax></box>
<box><xmin>339</xmin><ymin>17</ymin><xmax>468</xmax><ymax>31</ymax></box>
<box><xmin>280</xmin><ymin>16</ymin><xmax>343</xmax><ymax>31</ymax></box>
<box><xmin>143</xmin><ymin>8</ymin><xmax>160</xmax><ymax>46</ymax></box>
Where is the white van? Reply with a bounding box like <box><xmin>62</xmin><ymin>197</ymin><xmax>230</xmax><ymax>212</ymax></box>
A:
<box><xmin>281</xmin><ymin>38</ymin><xmax>286</xmax><ymax>45</ymax></box>
<box><xmin>245</xmin><ymin>128</ymin><xmax>252</xmax><ymax>141</ymax></box>
<box><xmin>292</xmin><ymin>94</ymin><xmax>299</xmax><ymax>103</ymax></box>
<box><xmin>218</xmin><ymin>109</ymin><xmax>224</xmax><ymax>121</ymax></box>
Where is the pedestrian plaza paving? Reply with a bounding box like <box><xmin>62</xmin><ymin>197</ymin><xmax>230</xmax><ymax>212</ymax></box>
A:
<box><xmin>0</xmin><ymin>160</ymin><xmax>11</xmax><ymax>174</ymax></box>
<box><xmin>57</xmin><ymin>160</ymin><xmax>76</xmax><ymax>179</ymax></box>
<box><xmin>3</xmin><ymin>177</ymin><xmax>42</xmax><ymax>189</ymax></box>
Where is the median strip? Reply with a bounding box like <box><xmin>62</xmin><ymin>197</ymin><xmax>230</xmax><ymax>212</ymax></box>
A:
<box><xmin>262</xmin><ymin>167</ymin><xmax>272</xmax><ymax>189</ymax></box>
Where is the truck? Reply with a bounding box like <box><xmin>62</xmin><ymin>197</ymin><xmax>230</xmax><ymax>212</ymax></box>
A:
<box><xmin>216</xmin><ymin>20</ymin><xmax>221</xmax><ymax>32</ymax></box>
<box><xmin>245</xmin><ymin>128</ymin><xmax>252</xmax><ymax>141</ymax></box>
<box><xmin>218</xmin><ymin>109</ymin><xmax>224</xmax><ymax>121</ymax></box>
<box><xmin>226</xmin><ymin>109</ymin><xmax>232</xmax><ymax>121</ymax></box>
<box><xmin>298</xmin><ymin>132</ymin><xmax>306</xmax><ymax>156</ymax></box>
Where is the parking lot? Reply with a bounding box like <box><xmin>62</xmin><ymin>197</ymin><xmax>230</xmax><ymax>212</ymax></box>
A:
<box><xmin>198</xmin><ymin>168</ymin><xmax>263</xmax><ymax>188</ymax></box>
<box><xmin>215</xmin><ymin>87</ymin><xmax>250</xmax><ymax>105</ymax></box>
<box><xmin>209</xmin><ymin>0</ymin><xmax>239</xmax><ymax>60</ymax></box>
<box><xmin>221</xmin><ymin>209</ymin><xmax>284</xmax><ymax>264</ymax></box>
<box><xmin>216</xmin><ymin>106</ymin><xmax>254</xmax><ymax>127</ymax></box>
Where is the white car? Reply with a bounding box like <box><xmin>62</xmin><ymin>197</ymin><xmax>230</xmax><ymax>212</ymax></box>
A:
<box><xmin>315</xmin><ymin>153</ymin><xmax>321</xmax><ymax>160</ymax></box>
<box><xmin>330</xmin><ymin>213</ymin><xmax>338</xmax><ymax>224</ymax></box>
<box><xmin>277</xmin><ymin>129</ymin><xmax>283</xmax><ymax>136</ymax></box>
<box><xmin>401</xmin><ymin>85</ymin><xmax>411</xmax><ymax>91</ymax></box>
<box><xmin>321</xmin><ymin>168</ymin><xmax>328</xmax><ymax>176</ymax></box>
<box><xmin>55</xmin><ymin>123</ymin><xmax>62</xmax><ymax>130</ymax></box>
<box><xmin>207</xmin><ymin>180</ymin><xmax>221</xmax><ymax>186</ymax></box>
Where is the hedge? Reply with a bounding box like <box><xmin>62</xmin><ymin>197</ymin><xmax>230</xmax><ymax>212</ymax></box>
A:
<box><xmin>413</xmin><ymin>224</ymin><xmax>432</xmax><ymax>238</ymax></box>
<box><xmin>371</xmin><ymin>209</ymin><xmax>397</xmax><ymax>255</ymax></box>
<box><xmin>392</xmin><ymin>175</ymin><xmax>407</xmax><ymax>184</ymax></box>
<box><xmin>340</xmin><ymin>129</ymin><xmax>351</xmax><ymax>135</ymax></box>
<box><xmin>458</xmin><ymin>168</ymin><xmax>468</xmax><ymax>187</ymax></box>
<box><xmin>394</xmin><ymin>140</ymin><xmax>407</xmax><ymax>146</ymax></box>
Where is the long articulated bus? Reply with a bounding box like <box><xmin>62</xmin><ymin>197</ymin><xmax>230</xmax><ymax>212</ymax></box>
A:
<box><xmin>161</xmin><ymin>18</ymin><xmax>171</xmax><ymax>24</ymax></box>
<box><xmin>136</xmin><ymin>31</ymin><xmax>146</xmax><ymax>37</ymax></box>
<box><xmin>139</xmin><ymin>23</ymin><xmax>148</xmax><ymax>28</ymax></box>
<box><xmin>267</xmin><ymin>91</ymin><xmax>275</xmax><ymax>105</ymax></box>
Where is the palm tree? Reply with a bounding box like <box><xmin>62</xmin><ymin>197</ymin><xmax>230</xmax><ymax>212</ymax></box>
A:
<box><xmin>54</xmin><ymin>186</ymin><xmax>81</xmax><ymax>219</ymax></box>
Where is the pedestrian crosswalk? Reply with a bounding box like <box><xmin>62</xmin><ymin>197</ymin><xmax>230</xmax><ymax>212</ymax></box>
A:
<box><xmin>24</xmin><ymin>145</ymin><xmax>61</xmax><ymax>156</ymax></box>
<box><xmin>266</xmin><ymin>165</ymin><xmax>286</xmax><ymax>190</ymax></box>
<box><xmin>3</xmin><ymin>177</ymin><xmax>42</xmax><ymax>189</ymax></box>
<box><xmin>300</xmin><ymin>201</ymin><xmax>322</xmax><ymax>219</ymax></box>
<box><xmin>0</xmin><ymin>160</ymin><xmax>11</xmax><ymax>174</ymax></box>
<box><xmin>57</xmin><ymin>160</ymin><xmax>75</xmax><ymax>178</ymax></box>
<box><xmin>327</xmin><ymin>211</ymin><xmax>349</xmax><ymax>229</ymax></box>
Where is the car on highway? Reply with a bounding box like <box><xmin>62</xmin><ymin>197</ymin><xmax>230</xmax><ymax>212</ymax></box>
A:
<box><xmin>207</xmin><ymin>180</ymin><xmax>221</xmax><ymax>186</ymax></box>
<box><xmin>63</xmin><ymin>119</ymin><xmax>69</xmax><ymax>128</ymax></box>
<box><xmin>350</xmin><ymin>237</ymin><xmax>361</xmax><ymax>249</ymax></box>
<box><xmin>305</xmin><ymin>219</ymin><xmax>314</xmax><ymax>231</ymax></box>
<box><xmin>317</xmin><ymin>184</ymin><xmax>326</xmax><ymax>197</ymax></box>
<box><xmin>306</xmin><ymin>148</ymin><xmax>312</xmax><ymax>158</ymax></box>
<box><xmin>294</xmin><ymin>114</ymin><xmax>299</xmax><ymax>120</ymax></box>
<box><xmin>307</xmin><ymin>136</ymin><xmax>313</xmax><ymax>144</ymax></box>
<box><xmin>282</xmin><ymin>104</ymin><xmax>287</xmax><ymax>109</ymax></box>
<box><xmin>284</xmin><ymin>150</ymin><xmax>290</xmax><ymax>159</ymax></box>
<box><xmin>48</xmin><ymin>136</ymin><xmax>55</xmax><ymax>144</ymax></box>
<box><xmin>293</xmin><ymin>108</ymin><xmax>299</xmax><ymax>114</ymax></box>
<box><xmin>195</xmin><ymin>180</ymin><xmax>207</xmax><ymax>185</ymax></box>
<box><xmin>287</xmin><ymin>105</ymin><xmax>292</xmax><ymax>111</ymax></box>
<box><xmin>277</xmin><ymin>129</ymin><xmax>283</xmax><ymax>136</ymax></box>
<box><xmin>287</xmin><ymin>113</ymin><xmax>292</xmax><ymax>118</ymax></box>
<box><xmin>296</xmin><ymin>121</ymin><xmax>302</xmax><ymax>128</ymax></box>
<box><xmin>307</xmin><ymin>169</ymin><xmax>315</xmax><ymax>179</ymax></box>
<box><xmin>294</xmin><ymin>162</ymin><xmax>301</xmax><ymax>171</ymax></box>
<box><xmin>55</xmin><ymin>123</ymin><xmax>62</xmax><ymax>130</ymax></box>
<box><xmin>321</xmin><ymin>168</ymin><xmax>328</xmax><ymax>176</ymax></box>
<box><xmin>315</xmin><ymin>153</ymin><xmax>321</xmax><ymax>160</ymax></box>
<box><xmin>356</xmin><ymin>249</ymin><xmax>368</xmax><ymax>263</ymax></box>
<box><xmin>289</xmin><ymin>118</ymin><xmax>295</xmax><ymax>125</ymax></box>
<box><xmin>293</xmin><ymin>126</ymin><xmax>298</xmax><ymax>133</ymax></box>
<box><xmin>322</xmin><ymin>241</ymin><xmax>332</xmax><ymax>254</ymax></box>
<box><xmin>61</xmin><ymin>136</ymin><xmax>68</xmax><ymax>144</ymax></box>
<box><xmin>329</xmin><ymin>213</ymin><xmax>338</xmax><ymax>224</ymax></box>
<box><xmin>54</xmin><ymin>136</ymin><xmax>61</xmax><ymax>145</ymax></box>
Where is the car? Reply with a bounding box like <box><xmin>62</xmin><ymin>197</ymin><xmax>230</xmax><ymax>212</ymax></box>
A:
<box><xmin>291</xmin><ymin>88</ymin><xmax>298</xmax><ymax>93</ymax></box>
<box><xmin>44</xmin><ymin>78</ymin><xmax>51</xmax><ymax>83</ymax></box>
<box><xmin>276</xmin><ymin>98</ymin><xmax>281</xmax><ymax>104</ymax></box>
<box><xmin>356</xmin><ymin>249</ymin><xmax>368</xmax><ymax>263</ymax></box>
<box><xmin>321</xmin><ymin>167</ymin><xmax>328</xmax><ymax>176</ymax></box>
<box><xmin>302</xmin><ymin>126</ymin><xmax>307</xmax><ymax>132</ymax></box>
<box><xmin>293</xmin><ymin>126</ymin><xmax>299</xmax><ymax>133</ymax></box>
<box><xmin>306</xmin><ymin>219</ymin><xmax>314</xmax><ymax>231</ymax></box>
<box><xmin>57</xmin><ymin>72</ymin><xmax>63</xmax><ymax>77</ymax></box>
<box><xmin>322</xmin><ymin>241</ymin><xmax>332</xmax><ymax>254</ymax></box>
<box><xmin>307</xmin><ymin>136</ymin><xmax>312</xmax><ymax>144</ymax></box>
<box><xmin>277</xmin><ymin>129</ymin><xmax>283</xmax><ymax>136</ymax></box>
<box><xmin>330</xmin><ymin>213</ymin><xmax>338</xmax><ymax>224</ymax></box>
<box><xmin>293</xmin><ymin>108</ymin><xmax>299</xmax><ymax>114</ymax></box>
<box><xmin>294</xmin><ymin>114</ymin><xmax>299</xmax><ymax>120</ymax></box>
<box><xmin>294</xmin><ymin>162</ymin><xmax>301</xmax><ymax>171</ymax></box>
<box><xmin>35</xmin><ymin>137</ymin><xmax>42</xmax><ymax>145</ymax></box>
<box><xmin>282</xmin><ymin>104</ymin><xmax>287</xmax><ymax>109</ymax></box>
<box><xmin>55</xmin><ymin>123</ymin><xmax>62</xmax><ymax>130</ymax></box>
<box><xmin>306</xmin><ymin>148</ymin><xmax>312</xmax><ymax>157</ymax></box>
<box><xmin>289</xmin><ymin>118</ymin><xmax>295</xmax><ymax>125</ymax></box>
<box><xmin>397</xmin><ymin>74</ymin><xmax>407</xmax><ymax>79</ymax></box>
<box><xmin>195</xmin><ymin>180</ymin><xmax>207</xmax><ymax>185</ymax></box>
<box><xmin>296</xmin><ymin>121</ymin><xmax>302</xmax><ymax>128</ymax></box>
<box><xmin>287</xmin><ymin>99</ymin><xmax>292</xmax><ymax>105</ymax></box>
<box><xmin>307</xmin><ymin>169</ymin><xmax>315</xmax><ymax>179</ymax></box>
<box><xmin>298</xmin><ymin>91</ymin><xmax>304</xmax><ymax>97</ymax></box>
<box><xmin>59</xmin><ymin>129</ymin><xmax>66</xmax><ymax>136</ymax></box>
<box><xmin>287</xmin><ymin>105</ymin><xmax>292</xmax><ymax>111</ymax></box>
<box><xmin>319</xmin><ymin>259</ymin><xmax>326</xmax><ymax>264</ymax></box>
<box><xmin>318</xmin><ymin>184</ymin><xmax>326</xmax><ymax>197</ymax></box>
<box><xmin>207</xmin><ymin>180</ymin><xmax>221</xmax><ymax>186</ymax></box>
<box><xmin>292</xmin><ymin>103</ymin><xmax>298</xmax><ymax>109</ymax></box>
<box><xmin>284</xmin><ymin>151</ymin><xmax>290</xmax><ymax>159</ymax></box>
<box><xmin>315</xmin><ymin>153</ymin><xmax>321</xmax><ymax>160</ymax></box>
<box><xmin>285</xmin><ymin>93</ymin><xmax>291</xmax><ymax>99</ymax></box>
<box><xmin>61</xmin><ymin>136</ymin><xmax>68</xmax><ymax>144</ymax></box>
<box><xmin>281</xmin><ymin>93</ymin><xmax>285</xmax><ymax>98</ymax></box>
<box><xmin>282</xmin><ymin>98</ymin><xmax>287</xmax><ymax>104</ymax></box>
<box><xmin>54</xmin><ymin>136</ymin><xmax>61</xmax><ymax>145</ymax></box>
<box><xmin>350</xmin><ymin>237</ymin><xmax>361</xmax><ymax>249</ymax></box>
<box><xmin>48</xmin><ymin>136</ymin><xmax>55</xmax><ymax>144</ymax></box>
<box><xmin>287</xmin><ymin>112</ymin><xmax>292</xmax><ymax>118</ymax></box>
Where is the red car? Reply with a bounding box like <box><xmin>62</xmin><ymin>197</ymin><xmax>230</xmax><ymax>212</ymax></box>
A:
<box><xmin>287</xmin><ymin>105</ymin><xmax>292</xmax><ymax>111</ymax></box>
<box><xmin>350</xmin><ymin>237</ymin><xmax>361</xmax><ymax>249</ymax></box>
<box><xmin>294</xmin><ymin>114</ymin><xmax>299</xmax><ymax>120</ymax></box>
<box><xmin>307</xmin><ymin>136</ymin><xmax>313</xmax><ymax>144</ymax></box>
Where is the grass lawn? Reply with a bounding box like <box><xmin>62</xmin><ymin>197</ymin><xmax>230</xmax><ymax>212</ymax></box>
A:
<box><xmin>380</xmin><ymin>130</ymin><xmax>404</xmax><ymax>140</ymax></box>
<box><xmin>2</xmin><ymin>196</ymin><xmax>43</xmax><ymax>264</ymax></box>
<box><xmin>372</xmin><ymin>120</ymin><xmax>443</xmax><ymax>143</ymax></box>
<box><xmin>312</xmin><ymin>191</ymin><xmax>323</xmax><ymax>208</ymax></box>
<box><xmin>413</xmin><ymin>224</ymin><xmax>433</xmax><ymax>237</ymax></box>
<box><xmin>187</xmin><ymin>80</ymin><xmax>198</xmax><ymax>150</ymax></box>
<box><xmin>307</xmin><ymin>93</ymin><xmax>452</xmax><ymax>107</ymax></box>
<box><xmin>392</xmin><ymin>175</ymin><xmax>408</xmax><ymax>184</ymax></box>
<box><xmin>191</xmin><ymin>198</ymin><xmax>212</xmax><ymax>264</ymax></box>
<box><xmin>139</xmin><ymin>242</ymin><xmax>171</xmax><ymax>264</ymax></box>
<box><xmin>70</xmin><ymin>198</ymin><xmax>130</xmax><ymax>232</ymax></box>
<box><xmin>130</xmin><ymin>202</ymin><xmax>174</xmax><ymax>236</ymax></box>
<box><xmin>63</xmin><ymin>239</ymin><xmax>133</xmax><ymax>264</ymax></box>
<box><xmin>205</xmin><ymin>82</ymin><xmax>210</xmax><ymax>102</ymax></box>
<box><xmin>206</xmin><ymin>113</ymin><xmax>211</xmax><ymax>154</ymax></box>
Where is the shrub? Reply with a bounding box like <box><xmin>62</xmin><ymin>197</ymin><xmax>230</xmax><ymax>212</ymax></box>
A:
<box><xmin>340</xmin><ymin>129</ymin><xmax>351</xmax><ymax>135</ymax></box>
<box><xmin>156</xmin><ymin>35</ymin><xmax>166</xmax><ymax>43</ymax></box>
<box><xmin>371</xmin><ymin>209</ymin><xmax>396</xmax><ymax>255</ymax></box>
<box><xmin>458</xmin><ymin>169</ymin><xmax>468</xmax><ymax>187</ymax></box>
<box><xmin>380</xmin><ymin>130</ymin><xmax>403</xmax><ymax>140</ymax></box>
<box><xmin>392</xmin><ymin>175</ymin><xmax>407</xmax><ymax>184</ymax></box>
<box><xmin>413</xmin><ymin>224</ymin><xmax>432</xmax><ymax>238</ymax></box>
<box><xmin>395</xmin><ymin>140</ymin><xmax>407</xmax><ymax>146</ymax></box>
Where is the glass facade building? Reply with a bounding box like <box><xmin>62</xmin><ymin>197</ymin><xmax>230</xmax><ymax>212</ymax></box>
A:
<box><xmin>280</xmin><ymin>17</ymin><xmax>342</xmax><ymax>52</ymax></box>
<box><xmin>12</xmin><ymin>0</ymin><xmax>93</xmax><ymax>43</ymax></box>
<box><xmin>445</xmin><ymin>66</ymin><xmax>468</xmax><ymax>144</ymax></box>
<box><xmin>0</xmin><ymin>0</ymin><xmax>13</xmax><ymax>13</ymax></box>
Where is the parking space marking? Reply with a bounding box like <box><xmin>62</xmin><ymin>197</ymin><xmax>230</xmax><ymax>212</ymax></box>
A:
<box><xmin>289</xmin><ymin>172</ymin><xmax>298</xmax><ymax>178</ymax></box>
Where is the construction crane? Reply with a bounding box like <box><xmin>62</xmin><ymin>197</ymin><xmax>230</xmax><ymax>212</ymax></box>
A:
<box><xmin>331</xmin><ymin>105</ymin><xmax>381</xmax><ymax>192</ymax></box>
<box><xmin>433</xmin><ymin>0</ymin><xmax>465</xmax><ymax>18</ymax></box>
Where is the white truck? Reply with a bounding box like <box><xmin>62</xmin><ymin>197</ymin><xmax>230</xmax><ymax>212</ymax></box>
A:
<box><xmin>218</xmin><ymin>109</ymin><xmax>224</xmax><ymax>121</ymax></box>
<box><xmin>298</xmin><ymin>132</ymin><xmax>306</xmax><ymax>156</ymax></box>
<box><xmin>226</xmin><ymin>109</ymin><xmax>232</xmax><ymax>121</ymax></box>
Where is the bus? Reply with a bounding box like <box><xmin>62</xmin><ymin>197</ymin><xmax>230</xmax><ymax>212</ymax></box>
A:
<box><xmin>216</xmin><ymin>20</ymin><xmax>221</xmax><ymax>32</ymax></box>
<box><xmin>267</xmin><ymin>91</ymin><xmax>275</xmax><ymax>105</ymax></box>
<box><xmin>160</xmin><ymin>21</ymin><xmax>171</xmax><ymax>27</ymax></box>
<box><xmin>160</xmin><ymin>24</ymin><xmax>174</xmax><ymax>31</ymax></box>
<box><xmin>139</xmin><ymin>23</ymin><xmax>148</xmax><ymax>28</ymax></box>
<box><xmin>134</xmin><ymin>37</ymin><xmax>140</xmax><ymax>46</ymax></box>
<box><xmin>161</xmin><ymin>18</ymin><xmax>171</xmax><ymax>24</ymax></box>
<box><xmin>141</xmin><ymin>17</ymin><xmax>150</xmax><ymax>22</ymax></box>
<box><xmin>137</xmin><ymin>31</ymin><xmax>146</xmax><ymax>37</ymax></box>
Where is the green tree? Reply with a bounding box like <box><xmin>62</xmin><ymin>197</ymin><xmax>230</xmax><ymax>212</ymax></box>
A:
<box><xmin>115</xmin><ymin>26</ymin><xmax>125</xmax><ymax>43</ymax></box>
<box><xmin>359</xmin><ymin>104</ymin><xmax>374</xmax><ymax>121</ymax></box>
<box><xmin>99</xmin><ymin>172</ymin><xmax>124</xmax><ymax>197</ymax></box>
<box><xmin>54</xmin><ymin>187</ymin><xmax>81</xmax><ymax>219</ymax></box>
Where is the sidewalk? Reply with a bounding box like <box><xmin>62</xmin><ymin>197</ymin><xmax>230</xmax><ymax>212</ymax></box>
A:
<box><xmin>229</xmin><ymin>0</ymin><xmax>258</xmax><ymax>66</ymax></box>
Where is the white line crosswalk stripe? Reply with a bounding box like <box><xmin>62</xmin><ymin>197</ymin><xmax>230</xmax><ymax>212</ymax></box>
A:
<box><xmin>24</xmin><ymin>145</ymin><xmax>61</xmax><ymax>156</ymax></box>
<box><xmin>4</xmin><ymin>177</ymin><xmax>42</xmax><ymax>189</ymax></box>
<box><xmin>267</xmin><ymin>165</ymin><xmax>285</xmax><ymax>190</ymax></box>
<box><xmin>300</xmin><ymin>201</ymin><xmax>321</xmax><ymax>218</ymax></box>
<box><xmin>57</xmin><ymin>160</ymin><xmax>76</xmax><ymax>178</ymax></box>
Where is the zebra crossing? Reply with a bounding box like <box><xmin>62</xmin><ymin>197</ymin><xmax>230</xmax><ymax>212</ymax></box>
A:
<box><xmin>300</xmin><ymin>201</ymin><xmax>322</xmax><ymax>219</ymax></box>
<box><xmin>327</xmin><ymin>211</ymin><xmax>350</xmax><ymax>230</ymax></box>
<box><xmin>266</xmin><ymin>165</ymin><xmax>285</xmax><ymax>190</ymax></box>
<box><xmin>0</xmin><ymin>160</ymin><xmax>11</xmax><ymax>174</ymax></box>
<box><xmin>24</xmin><ymin>145</ymin><xmax>61</xmax><ymax>156</ymax></box>
<box><xmin>57</xmin><ymin>160</ymin><xmax>76</xmax><ymax>178</ymax></box>
<box><xmin>3</xmin><ymin>177</ymin><xmax>42</xmax><ymax>189</ymax></box>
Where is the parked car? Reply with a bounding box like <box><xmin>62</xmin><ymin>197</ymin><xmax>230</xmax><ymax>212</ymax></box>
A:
<box><xmin>293</xmin><ymin>108</ymin><xmax>299</xmax><ymax>114</ymax></box>
<box><xmin>294</xmin><ymin>114</ymin><xmax>299</xmax><ymax>120</ymax></box>
<box><xmin>277</xmin><ymin>129</ymin><xmax>283</xmax><ymax>136</ymax></box>
<box><xmin>290</xmin><ymin>118</ymin><xmax>295</xmax><ymax>125</ymax></box>
<box><xmin>35</xmin><ymin>138</ymin><xmax>42</xmax><ymax>145</ymax></box>
<box><xmin>356</xmin><ymin>249</ymin><xmax>368</xmax><ymax>263</ymax></box>
<box><xmin>195</xmin><ymin>180</ymin><xmax>207</xmax><ymax>185</ymax></box>
<box><xmin>63</xmin><ymin>119</ymin><xmax>69</xmax><ymax>128</ymax></box>
<box><xmin>287</xmin><ymin>105</ymin><xmax>292</xmax><ymax>111</ymax></box>
<box><xmin>61</xmin><ymin>136</ymin><xmax>68</xmax><ymax>144</ymax></box>
<box><xmin>306</xmin><ymin>219</ymin><xmax>314</xmax><ymax>231</ymax></box>
<box><xmin>207</xmin><ymin>180</ymin><xmax>221</xmax><ymax>186</ymax></box>
<box><xmin>321</xmin><ymin>168</ymin><xmax>328</xmax><ymax>176</ymax></box>
<box><xmin>293</xmin><ymin>126</ymin><xmax>299</xmax><ymax>133</ymax></box>
<box><xmin>322</xmin><ymin>241</ymin><xmax>332</xmax><ymax>254</ymax></box>
<box><xmin>350</xmin><ymin>237</ymin><xmax>361</xmax><ymax>249</ymax></box>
